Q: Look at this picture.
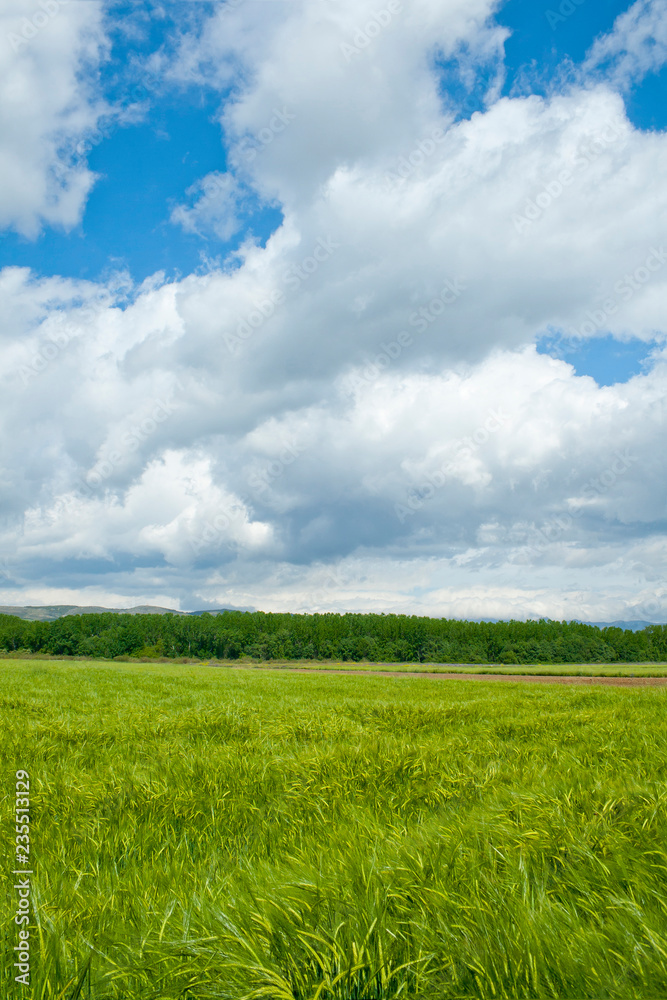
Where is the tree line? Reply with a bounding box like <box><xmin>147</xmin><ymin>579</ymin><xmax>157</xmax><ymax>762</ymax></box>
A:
<box><xmin>0</xmin><ymin>611</ymin><xmax>665</xmax><ymax>663</ymax></box>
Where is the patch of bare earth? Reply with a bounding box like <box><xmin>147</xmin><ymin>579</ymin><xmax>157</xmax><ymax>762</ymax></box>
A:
<box><xmin>254</xmin><ymin>667</ymin><xmax>667</xmax><ymax>687</ymax></box>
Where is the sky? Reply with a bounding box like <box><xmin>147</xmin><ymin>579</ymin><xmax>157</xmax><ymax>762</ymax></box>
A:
<box><xmin>0</xmin><ymin>0</ymin><xmax>666</xmax><ymax>622</ymax></box>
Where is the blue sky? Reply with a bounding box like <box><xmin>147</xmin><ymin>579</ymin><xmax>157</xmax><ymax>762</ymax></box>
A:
<box><xmin>1</xmin><ymin>9</ymin><xmax>284</xmax><ymax>283</ymax></box>
<box><xmin>0</xmin><ymin>0</ymin><xmax>665</xmax><ymax>620</ymax></box>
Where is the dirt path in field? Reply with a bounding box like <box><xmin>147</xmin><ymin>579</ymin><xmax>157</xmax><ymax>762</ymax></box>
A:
<box><xmin>234</xmin><ymin>666</ymin><xmax>667</xmax><ymax>687</ymax></box>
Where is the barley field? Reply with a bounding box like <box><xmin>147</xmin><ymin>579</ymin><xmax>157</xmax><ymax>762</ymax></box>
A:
<box><xmin>2</xmin><ymin>660</ymin><xmax>667</xmax><ymax>999</ymax></box>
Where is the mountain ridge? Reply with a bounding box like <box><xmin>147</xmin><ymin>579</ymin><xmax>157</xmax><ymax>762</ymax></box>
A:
<box><xmin>0</xmin><ymin>606</ymin><xmax>659</xmax><ymax>629</ymax></box>
<box><xmin>0</xmin><ymin>605</ymin><xmax>254</xmax><ymax>622</ymax></box>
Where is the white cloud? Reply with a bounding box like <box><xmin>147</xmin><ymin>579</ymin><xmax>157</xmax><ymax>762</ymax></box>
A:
<box><xmin>170</xmin><ymin>171</ymin><xmax>244</xmax><ymax>241</ymax></box>
<box><xmin>584</xmin><ymin>0</ymin><xmax>667</xmax><ymax>89</ymax></box>
<box><xmin>2</xmin><ymin>256</ymin><xmax>666</xmax><ymax>618</ymax></box>
<box><xmin>13</xmin><ymin>449</ymin><xmax>274</xmax><ymax>565</ymax></box>
<box><xmin>2</xmin><ymin>0</ymin><xmax>667</xmax><ymax>621</ymax></box>
<box><xmin>169</xmin><ymin>0</ymin><xmax>507</xmax><ymax>203</ymax></box>
<box><xmin>0</xmin><ymin>0</ymin><xmax>109</xmax><ymax>237</ymax></box>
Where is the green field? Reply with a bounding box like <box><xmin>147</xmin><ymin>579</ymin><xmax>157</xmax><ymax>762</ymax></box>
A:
<box><xmin>2</xmin><ymin>660</ymin><xmax>667</xmax><ymax>999</ymax></box>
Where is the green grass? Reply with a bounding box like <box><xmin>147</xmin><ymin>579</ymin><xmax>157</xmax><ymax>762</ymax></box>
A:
<box><xmin>2</xmin><ymin>659</ymin><xmax>667</xmax><ymax>999</ymax></box>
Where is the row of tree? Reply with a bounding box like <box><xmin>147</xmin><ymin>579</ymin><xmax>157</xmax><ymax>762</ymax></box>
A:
<box><xmin>1</xmin><ymin>611</ymin><xmax>665</xmax><ymax>663</ymax></box>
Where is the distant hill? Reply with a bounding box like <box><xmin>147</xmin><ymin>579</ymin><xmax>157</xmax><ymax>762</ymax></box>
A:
<box><xmin>584</xmin><ymin>620</ymin><xmax>659</xmax><ymax>632</ymax></box>
<box><xmin>471</xmin><ymin>618</ymin><xmax>661</xmax><ymax>632</ymax></box>
<box><xmin>188</xmin><ymin>607</ymin><xmax>257</xmax><ymax>616</ymax></box>
<box><xmin>0</xmin><ymin>605</ymin><xmax>255</xmax><ymax>621</ymax></box>
<box><xmin>0</xmin><ymin>606</ymin><xmax>658</xmax><ymax>627</ymax></box>
<box><xmin>0</xmin><ymin>605</ymin><xmax>187</xmax><ymax>621</ymax></box>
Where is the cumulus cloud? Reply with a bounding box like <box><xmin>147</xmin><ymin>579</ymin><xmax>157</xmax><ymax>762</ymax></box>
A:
<box><xmin>1</xmin><ymin>0</ymin><xmax>667</xmax><ymax>621</ymax></box>
<box><xmin>0</xmin><ymin>0</ymin><xmax>109</xmax><ymax>237</ymax></box>
<box><xmin>169</xmin><ymin>0</ymin><xmax>508</xmax><ymax>206</ymax></box>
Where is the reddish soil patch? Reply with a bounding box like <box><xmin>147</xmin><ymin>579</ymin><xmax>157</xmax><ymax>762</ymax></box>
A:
<box><xmin>250</xmin><ymin>666</ymin><xmax>667</xmax><ymax>687</ymax></box>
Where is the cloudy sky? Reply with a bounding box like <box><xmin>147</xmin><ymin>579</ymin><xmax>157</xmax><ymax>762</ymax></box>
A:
<box><xmin>1</xmin><ymin>0</ymin><xmax>666</xmax><ymax>620</ymax></box>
